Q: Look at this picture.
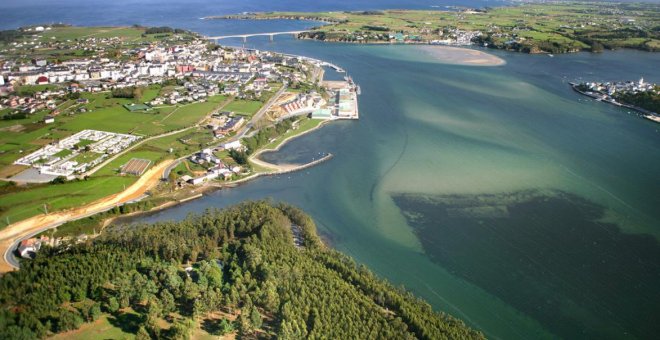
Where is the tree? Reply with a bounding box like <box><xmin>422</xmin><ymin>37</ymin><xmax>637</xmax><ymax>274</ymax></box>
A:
<box><xmin>250</xmin><ymin>306</ymin><xmax>263</xmax><ymax>330</ymax></box>
<box><xmin>218</xmin><ymin>318</ymin><xmax>234</xmax><ymax>335</ymax></box>
<box><xmin>237</xmin><ymin>311</ymin><xmax>252</xmax><ymax>335</ymax></box>
<box><xmin>160</xmin><ymin>289</ymin><xmax>176</xmax><ymax>316</ymax></box>
<box><xmin>170</xmin><ymin>318</ymin><xmax>195</xmax><ymax>340</ymax></box>
<box><xmin>56</xmin><ymin>309</ymin><xmax>83</xmax><ymax>332</ymax></box>
<box><xmin>104</xmin><ymin>296</ymin><xmax>120</xmax><ymax>313</ymax></box>
<box><xmin>136</xmin><ymin>326</ymin><xmax>151</xmax><ymax>340</ymax></box>
<box><xmin>89</xmin><ymin>303</ymin><xmax>101</xmax><ymax>321</ymax></box>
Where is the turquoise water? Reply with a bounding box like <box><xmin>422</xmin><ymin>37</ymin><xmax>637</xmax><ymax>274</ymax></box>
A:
<box><xmin>129</xmin><ymin>39</ymin><xmax>660</xmax><ymax>339</ymax></box>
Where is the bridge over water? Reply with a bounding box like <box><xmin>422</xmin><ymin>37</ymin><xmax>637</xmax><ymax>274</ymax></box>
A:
<box><xmin>205</xmin><ymin>30</ymin><xmax>310</xmax><ymax>43</ymax></box>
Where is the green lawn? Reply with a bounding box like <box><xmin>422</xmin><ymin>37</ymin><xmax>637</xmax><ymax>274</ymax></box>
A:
<box><xmin>75</xmin><ymin>139</ymin><xmax>96</xmax><ymax>148</ymax></box>
<box><xmin>53</xmin><ymin>149</ymin><xmax>73</xmax><ymax>158</ymax></box>
<box><xmin>263</xmin><ymin>118</ymin><xmax>324</xmax><ymax>150</ymax></box>
<box><xmin>50</xmin><ymin>313</ymin><xmax>136</xmax><ymax>340</ymax></box>
<box><xmin>70</xmin><ymin>151</ymin><xmax>102</xmax><ymax>164</ymax></box>
<box><xmin>224</xmin><ymin>99</ymin><xmax>263</xmax><ymax>116</ymax></box>
<box><xmin>160</xmin><ymin>95</ymin><xmax>228</xmax><ymax>130</ymax></box>
<box><xmin>141</xmin><ymin>85</ymin><xmax>162</xmax><ymax>103</ymax></box>
<box><xmin>38</xmin><ymin>26</ymin><xmax>145</xmax><ymax>42</ymax></box>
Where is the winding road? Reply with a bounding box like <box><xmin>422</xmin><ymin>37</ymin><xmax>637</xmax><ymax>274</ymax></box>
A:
<box><xmin>0</xmin><ymin>160</ymin><xmax>174</xmax><ymax>273</ymax></box>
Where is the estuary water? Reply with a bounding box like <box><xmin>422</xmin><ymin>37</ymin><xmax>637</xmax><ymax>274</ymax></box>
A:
<box><xmin>3</xmin><ymin>1</ymin><xmax>660</xmax><ymax>339</ymax></box>
<box><xmin>134</xmin><ymin>40</ymin><xmax>660</xmax><ymax>339</ymax></box>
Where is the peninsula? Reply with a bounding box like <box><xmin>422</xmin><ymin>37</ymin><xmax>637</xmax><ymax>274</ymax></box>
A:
<box><xmin>0</xmin><ymin>201</ymin><xmax>484</xmax><ymax>339</ymax></box>
<box><xmin>209</xmin><ymin>1</ymin><xmax>660</xmax><ymax>54</ymax></box>
<box><xmin>571</xmin><ymin>78</ymin><xmax>660</xmax><ymax>123</ymax></box>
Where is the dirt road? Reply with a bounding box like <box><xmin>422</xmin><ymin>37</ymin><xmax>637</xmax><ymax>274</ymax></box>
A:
<box><xmin>0</xmin><ymin>160</ymin><xmax>173</xmax><ymax>273</ymax></box>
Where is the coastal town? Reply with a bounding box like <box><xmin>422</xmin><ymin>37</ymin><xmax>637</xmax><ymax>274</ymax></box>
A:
<box><xmin>0</xmin><ymin>24</ymin><xmax>359</xmax><ymax>260</ymax></box>
<box><xmin>571</xmin><ymin>77</ymin><xmax>660</xmax><ymax>123</ymax></box>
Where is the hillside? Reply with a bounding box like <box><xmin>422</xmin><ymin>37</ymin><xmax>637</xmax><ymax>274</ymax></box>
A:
<box><xmin>0</xmin><ymin>201</ymin><xmax>483</xmax><ymax>339</ymax></box>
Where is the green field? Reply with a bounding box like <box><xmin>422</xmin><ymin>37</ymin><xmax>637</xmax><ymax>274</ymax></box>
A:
<box><xmin>0</xmin><ymin>93</ymin><xmax>228</xmax><ymax>170</ymax></box>
<box><xmin>0</xmin><ymin>94</ymin><xmax>231</xmax><ymax>226</ymax></box>
<box><xmin>250</xmin><ymin>2</ymin><xmax>660</xmax><ymax>53</ymax></box>
<box><xmin>159</xmin><ymin>95</ymin><xmax>228</xmax><ymax>130</ymax></box>
<box><xmin>36</xmin><ymin>26</ymin><xmax>145</xmax><ymax>42</ymax></box>
<box><xmin>263</xmin><ymin>118</ymin><xmax>324</xmax><ymax>150</ymax></box>
<box><xmin>50</xmin><ymin>313</ymin><xmax>135</xmax><ymax>340</ymax></box>
<box><xmin>223</xmin><ymin>99</ymin><xmax>263</xmax><ymax>116</ymax></box>
<box><xmin>0</xmin><ymin>176</ymin><xmax>136</xmax><ymax>226</ymax></box>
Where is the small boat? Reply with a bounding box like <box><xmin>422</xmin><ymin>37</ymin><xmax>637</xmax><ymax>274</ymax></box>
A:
<box><xmin>548</xmin><ymin>54</ymin><xmax>554</xmax><ymax>57</ymax></box>
<box><xmin>356</xmin><ymin>85</ymin><xmax>362</xmax><ymax>95</ymax></box>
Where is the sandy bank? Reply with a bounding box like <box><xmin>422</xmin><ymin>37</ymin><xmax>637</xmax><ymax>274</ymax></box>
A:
<box><xmin>416</xmin><ymin>45</ymin><xmax>506</xmax><ymax>66</ymax></box>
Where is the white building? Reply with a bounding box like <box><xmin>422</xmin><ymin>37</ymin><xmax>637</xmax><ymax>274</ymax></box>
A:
<box><xmin>222</xmin><ymin>140</ymin><xmax>242</xmax><ymax>150</ymax></box>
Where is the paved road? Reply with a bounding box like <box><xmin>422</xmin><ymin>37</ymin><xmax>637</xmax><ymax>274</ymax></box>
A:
<box><xmin>228</xmin><ymin>84</ymin><xmax>288</xmax><ymax>143</ymax></box>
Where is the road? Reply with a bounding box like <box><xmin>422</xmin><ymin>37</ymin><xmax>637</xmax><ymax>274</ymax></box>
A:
<box><xmin>232</xmin><ymin>84</ymin><xmax>288</xmax><ymax>142</ymax></box>
<box><xmin>0</xmin><ymin>160</ymin><xmax>173</xmax><ymax>273</ymax></box>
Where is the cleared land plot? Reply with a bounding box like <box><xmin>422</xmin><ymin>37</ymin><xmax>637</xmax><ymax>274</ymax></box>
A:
<box><xmin>94</xmin><ymin>149</ymin><xmax>164</xmax><ymax>177</ymax></box>
<box><xmin>121</xmin><ymin>158</ymin><xmax>152</xmax><ymax>176</ymax></box>
<box><xmin>50</xmin><ymin>312</ymin><xmax>137</xmax><ymax>340</ymax></box>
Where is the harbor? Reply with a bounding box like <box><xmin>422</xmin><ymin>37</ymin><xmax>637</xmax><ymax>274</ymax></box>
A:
<box><xmin>570</xmin><ymin>80</ymin><xmax>660</xmax><ymax>124</ymax></box>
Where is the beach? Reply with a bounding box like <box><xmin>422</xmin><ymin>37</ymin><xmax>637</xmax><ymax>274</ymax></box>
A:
<box><xmin>416</xmin><ymin>45</ymin><xmax>506</xmax><ymax>66</ymax></box>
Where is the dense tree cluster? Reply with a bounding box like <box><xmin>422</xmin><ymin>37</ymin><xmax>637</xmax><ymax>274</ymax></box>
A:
<box><xmin>242</xmin><ymin>118</ymin><xmax>296</xmax><ymax>154</ymax></box>
<box><xmin>111</xmin><ymin>86</ymin><xmax>144</xmax><ymax>99</ymax></box>
<box><xmin>145</xmin><ymin>27</ymin><xmax>188</xmax><ymax>35</ymax></box>
<box><xmin>615</xmin><ymin>87</ymin><xmax>660</xmax><ymax>113</ymax></box>
<box><xmin>0</xmin><ymin>29</ymin><xmax>25</xmax><ymax>44</ymax></box>
<box><xmin>230</xmin><ymin>118</ymin><xmax>297</xmax><ymax>165</ymax></box>
<box><xmin>0</xmin><ymin>201</ymin><xmax>483</xmax><ymax>339</ymax></box>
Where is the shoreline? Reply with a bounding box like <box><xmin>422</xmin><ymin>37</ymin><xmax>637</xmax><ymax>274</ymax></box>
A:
<box><xmin>1</xmin><ymin>118</ymin><xmax>338</xmax><ymax>271</ymax></box>
<box><xmin>249</xmin><ymin>118</ymin><xmax>331</xmax><ymax>170</ymax></box>
<box><xmin>570</xmin><ymin>83</ymin><xmax>659</xmax><ymax>120</ymax></box>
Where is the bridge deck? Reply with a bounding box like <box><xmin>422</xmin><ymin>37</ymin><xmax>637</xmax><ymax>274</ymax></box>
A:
<box><xmin>206</xmin><ymin>30</ymin><xmax>309</xmax><ymax>40</ymax></box>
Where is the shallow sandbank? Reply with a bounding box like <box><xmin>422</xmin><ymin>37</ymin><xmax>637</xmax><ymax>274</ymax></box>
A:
<box><xmin>416</xmin><ymin>45</ymin><xmax>506</xmax><ymax>66</ymax></box>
